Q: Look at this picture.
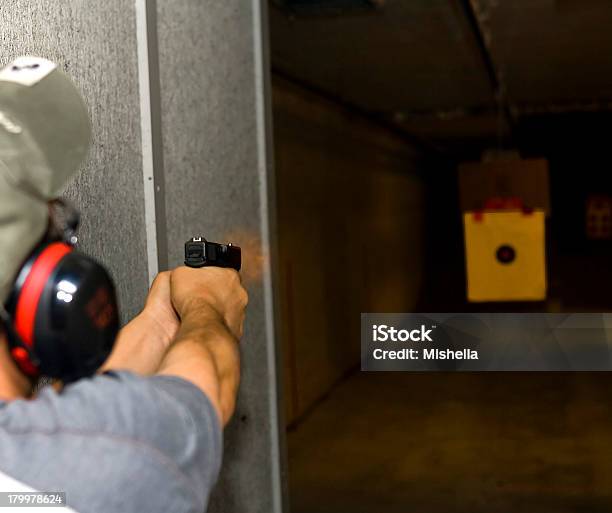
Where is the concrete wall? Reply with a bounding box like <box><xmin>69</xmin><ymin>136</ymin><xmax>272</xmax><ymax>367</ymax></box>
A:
<box><xmin>272</xmin><ymin>78</ymin><xmax>427</xmax><ymax>425</ymax></box>
<box><xmin>1</xmin><ymin>1</ymin><xmax>284</xmax><ymax>512</ymax></box>
<box><xmin>156</xmin><ymin>2</ymin><xmax>285</xmax><ymax>512</ymax></box>
<box><xmin>1</xmin><ymin>0</ymin><xmax>148</xmax><ymax>321</ymax></box>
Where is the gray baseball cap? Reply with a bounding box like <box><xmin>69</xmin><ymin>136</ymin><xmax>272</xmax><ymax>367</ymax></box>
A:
<box><xmin>0</xmin><ymin>57</ymin><xmax>91</xmax><ymax>304</ymax></box>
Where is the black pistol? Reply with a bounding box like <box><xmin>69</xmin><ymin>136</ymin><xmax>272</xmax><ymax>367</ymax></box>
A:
<box><xmin>184</xmin><ymin>237</ymin><xmax>241</xmax><ymax>271</ymax></box>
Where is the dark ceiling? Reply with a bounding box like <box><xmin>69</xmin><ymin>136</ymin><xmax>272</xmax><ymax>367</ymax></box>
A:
<box><xmin>269</xmin><ymin>0</ymin><xmax>612</xmax><ymax>151</ymax></box>
<box><xmin>483</xmin><ymin>0</ymin><xmax>612</xmax><ymax>108</ymax></box>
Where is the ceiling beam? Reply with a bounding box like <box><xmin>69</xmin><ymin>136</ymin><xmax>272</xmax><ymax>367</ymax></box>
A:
<box><xmin>458</xmin><ymin>0</ymin><xmax>515</xmax><ymax>142</ymax></box>
<box><xmin>271</xmin><ymin>65</ymin><xmax>450</xmax><ymax>158</ymax></box>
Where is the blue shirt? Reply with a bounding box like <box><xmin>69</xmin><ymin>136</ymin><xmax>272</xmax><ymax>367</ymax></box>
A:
<box><xmin>0</xmin><ymin>371</ymin><xmax>222</xmax><ymax>513</ymax></box>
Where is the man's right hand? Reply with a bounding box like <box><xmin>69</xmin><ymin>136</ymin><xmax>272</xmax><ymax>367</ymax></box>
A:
<box><xmin>170</xmin><ymin>266</ymin><xmax>248</xmax><ymax>339</ymax></box>
<box><xmin>163</xmin><ymin>266</ymin><xmax>246</xmax><ymax>424</ymax></box>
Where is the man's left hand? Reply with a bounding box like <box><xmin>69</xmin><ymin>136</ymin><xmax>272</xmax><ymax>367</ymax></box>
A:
<box><xmin>142</xmin><ymin>272</ymin><xmax>180</xmax><ymax>348</ymax></box>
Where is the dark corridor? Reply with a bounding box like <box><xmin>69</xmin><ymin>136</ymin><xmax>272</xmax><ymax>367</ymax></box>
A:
<box><xmin>269</xmin><ymin>1</ymin><xmax>612</xmax><ymax>511</ymax></box>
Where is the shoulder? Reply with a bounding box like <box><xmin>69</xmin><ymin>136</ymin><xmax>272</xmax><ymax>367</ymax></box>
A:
<box><xmin>0</xmin><ymin>372</ymin><xmax>222</xmax><ymax>507</ymax></box>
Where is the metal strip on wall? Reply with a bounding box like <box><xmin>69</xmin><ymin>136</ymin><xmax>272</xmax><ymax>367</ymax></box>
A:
<box><xmin>251</xmin><ymin>1</ymin><xmax>288</xmax><ymax>511</ymax></box>
<box><xmin>135</xmin><ymin>0</ymin><xmax>168</xmax><ymax>283</ymax></box>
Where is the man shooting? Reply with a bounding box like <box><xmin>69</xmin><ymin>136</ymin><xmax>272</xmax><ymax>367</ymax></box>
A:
<box><xmin>0</xmin><ymin>57</ymin><xmax>247</xmax><ymax>513</ymax></box>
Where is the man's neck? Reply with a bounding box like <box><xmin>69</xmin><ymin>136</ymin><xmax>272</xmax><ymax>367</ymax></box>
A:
<box><xmin>0</xmin><ymin>335</ymin><xmax>31</xmax><ymax>401</ymax></box>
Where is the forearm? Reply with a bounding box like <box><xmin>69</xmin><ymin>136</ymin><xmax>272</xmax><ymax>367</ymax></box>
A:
<box><xmin>100</xmin><ymin>309</ymin><xmax>173</xmax><ymax>376</ymax></box>
<box><xmin>157</xmin><ymin>304</ymin><xmax>240</xmax><ymax>425</ymax></box>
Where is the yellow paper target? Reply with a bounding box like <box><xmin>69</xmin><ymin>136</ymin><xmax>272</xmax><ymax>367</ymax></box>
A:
<box><xmin>463</xmin><ymin>210</ymin><xmax>547</xmax><ymax>302</ymax></box>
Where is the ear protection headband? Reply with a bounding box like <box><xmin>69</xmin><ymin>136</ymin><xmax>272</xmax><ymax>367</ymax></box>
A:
<box><xmin>1</xmin><ymin>200</ymin><xmax>118</xmax><ymax>383</ymax></box>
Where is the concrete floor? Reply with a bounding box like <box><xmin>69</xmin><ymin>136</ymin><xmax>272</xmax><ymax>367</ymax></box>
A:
<box><xmin>287</xmin><ymin>372</ymin><xmax>612</xmax><ymax>513</ymax></box>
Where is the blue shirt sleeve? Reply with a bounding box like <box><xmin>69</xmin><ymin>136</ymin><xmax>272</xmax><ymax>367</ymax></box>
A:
<box><xmin>0</xmin><ymin>371</ymin><xmax>223</xmax><ymax>512</ymax></box>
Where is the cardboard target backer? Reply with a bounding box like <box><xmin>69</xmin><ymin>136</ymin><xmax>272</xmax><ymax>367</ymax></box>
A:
<box><xmin>463</xmin><ymin>210</ymin><xmax>547</xmax><ymax>302</ymax></box>
<box><xmin>459</xmin><ymin>158</ymin><xmax>550</xmax><ymax>216</ymax></box>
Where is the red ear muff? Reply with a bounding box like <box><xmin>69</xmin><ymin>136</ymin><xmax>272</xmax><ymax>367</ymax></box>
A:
<box><xmin>4</xmin><ymin>199</ymin><xmax>118</xmax><ymax>382</ymax></box>
<box><xmin>14</xmin><ymin>242</ymin><xmax>73</xmax><ymax>353</ymax></box>
<box><xmin>6</xmin><ymin>236</ymin><xmax>118</xmax><ymax>382</ymax></box>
